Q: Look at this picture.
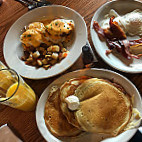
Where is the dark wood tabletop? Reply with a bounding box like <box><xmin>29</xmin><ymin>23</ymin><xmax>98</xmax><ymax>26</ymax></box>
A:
<box><xmin>0</xmin><ymin>0</ymin><xmax>142</xmax><ymax>142</ymax></box>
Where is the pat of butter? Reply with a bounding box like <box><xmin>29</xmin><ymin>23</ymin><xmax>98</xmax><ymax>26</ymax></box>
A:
<box><xmin>65</xmin><ymin>95</ymin><xmax>80</xmax><ymax>111</ymax></box>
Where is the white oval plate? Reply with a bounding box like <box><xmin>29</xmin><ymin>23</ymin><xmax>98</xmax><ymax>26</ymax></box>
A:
<box><xmin>4</xmin><ymin>5</ymin><xmax>87</xmax><ymax>79</ymax></box>
<box><xmin>90</xmin><ymin>0</ymin><xmax>142</xmax><ymax>73</ymax></box>
<box><xmin>36</xmin><ymin>68</ymin><xmax>142</xmax><ymax>142</ymax></box>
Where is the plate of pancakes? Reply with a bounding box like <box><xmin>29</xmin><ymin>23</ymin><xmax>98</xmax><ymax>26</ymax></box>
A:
<box><xmin>36</xmin><ymin>68</ymin><xmax>142</xmax><ymax>142</ymax></box>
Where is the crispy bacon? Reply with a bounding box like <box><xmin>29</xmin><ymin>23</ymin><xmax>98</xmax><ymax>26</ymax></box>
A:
<box><xmin>103</xmin><ymin>17</ymin><xmax>127</xmax><ymax>41</ymax></box>
<box><xmin>106</xmin><ymin>39</ymin><xmax>131</xmax><ymax>59</ymax></box>
<box><xmin>93</xmin><ymin>21</ymin><xmax>105</xmax><ymax>40</ymax></box>
<box><xmin>129</xmin><ymin>38</ymin><xmax>142</xmax><ymax>46</ymax></box>
<box><xmin>109</xmin><ymin>16</ymin><xmax>127</xmax><ymax>40</ymax></box>
<box><xmin>106</xmin><ymin>39</ymin><xmax>121</xmax><ymax>51</ymax></box>
<box><xmin>93</xmin><ymin>19</ymin><xmax>141</xmax><ymax>59</ymax></box>
<box><xmin>107</xmin><ymin>39</ymin><xmax>139</xmax><ymax>59</ymax></box>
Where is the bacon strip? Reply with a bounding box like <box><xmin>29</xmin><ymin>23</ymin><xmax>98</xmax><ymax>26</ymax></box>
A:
<box><xmin>93</xmin><ymin>21</ymin><xmax>105</xmax><ymax>40</ymax></box>
<box><xmin>109</xmin><ymin>16</ymin><xmax>126</xmax><ymax>40</ymax></box>
<box><xmin>129</xmin><ymin>38</ymin><xmax>142</xmax><ymax>46</ymax></box>
<box><xmin>93</xmin><ymin>20</ymin><xmax>141</xmax><ymax>59</ymax></box>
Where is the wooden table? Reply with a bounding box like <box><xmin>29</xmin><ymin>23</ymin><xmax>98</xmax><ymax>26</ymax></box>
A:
<box><xmin>0</xmin><ymin>0</ymin><xmax>142</xmax><ymax>141</ymax></box>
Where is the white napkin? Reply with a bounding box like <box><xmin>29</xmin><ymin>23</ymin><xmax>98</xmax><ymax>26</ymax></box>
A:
<box><xmin>0</xmin><ymin>124</ymin><xmax>22</xmax><ymax>142</ymax></box>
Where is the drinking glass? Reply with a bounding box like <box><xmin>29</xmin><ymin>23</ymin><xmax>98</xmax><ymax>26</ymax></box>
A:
<box><xmin>0</xmin><ymin>62</ymin><xmax>37</xmax><ymax>111</ymax></box>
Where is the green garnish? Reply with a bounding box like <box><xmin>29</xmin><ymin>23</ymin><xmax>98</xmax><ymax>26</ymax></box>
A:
<box><xmin>27</xmin><ymin>34</ymin><xmax>31</xmax><ymax>37</ymax></box>
<box><xmin>24</xmin><ymin>35</ymin><xmax>26</xmax><ymax>37</ymax></box>
<box><xmin>67</xmin><ymin>27</ymin><xmax>69</xmax><ymax>29</ymax></box>
<box><xmin>64</xmin><ymin>25</ymin><xmax>65</xmax><ymax>27</ymax></box>
<box><xmin>46</xmin><ymin>26</ymin><xmax>48</xmax><ymax>29</ymax></box>
<box><xmin>55</xmin><ymin>22</ymin><xmax>58</xmax><ymax>26</ymax></box>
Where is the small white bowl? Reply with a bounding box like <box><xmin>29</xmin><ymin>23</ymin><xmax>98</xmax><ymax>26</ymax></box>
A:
<box><xmin>90</xmin><ymin>0</ymin><xmax>142</xmax><ymax>73</ymax></box>
<box><xmin>4</xmin><ymin>5</ymin><xmax>87</xmax><ymax>79</ymax></box>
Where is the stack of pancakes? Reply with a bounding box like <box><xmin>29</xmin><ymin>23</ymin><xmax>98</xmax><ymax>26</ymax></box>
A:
<box><xmin>44</xmin><ymin>76</ymin><xmax>132</xmax><ymax>137</ymax></box>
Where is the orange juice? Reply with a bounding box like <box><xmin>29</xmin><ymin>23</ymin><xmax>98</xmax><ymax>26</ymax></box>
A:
<box><xmin>6</xmin><ymin>82</ymin><xmax>36</xmax><ymax>111</ymax></box>
<box><xmin>0</xmin><ymin>70</ymin><xmax>15</xmax><ymax>97</ymax></box>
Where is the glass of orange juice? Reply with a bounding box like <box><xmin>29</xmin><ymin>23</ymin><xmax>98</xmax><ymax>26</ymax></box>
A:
<box><xmin>0</xmin><ymin>63</ymin><xmax>37</xmax><ymax>111</ymax></box>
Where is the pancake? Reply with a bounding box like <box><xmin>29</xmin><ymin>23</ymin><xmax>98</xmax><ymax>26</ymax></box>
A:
<box><xmin>60</xmin><ymin>76</ymin><xmax>90</xmax><ymax>129</ymax></box>
<box><xmin>44</xmin><ymin>88</ymin><xmax>82</xmax><ymax>137</ymax></box>
<box><xmin>60</xmin><ymin>77</ymin><xmax>132</xmax><ymax>136</ymax></box>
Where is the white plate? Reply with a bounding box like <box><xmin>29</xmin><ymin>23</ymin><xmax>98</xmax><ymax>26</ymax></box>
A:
<box><xmin>4</xmin><ymin>5</ymin><xmax>87</xmax><ymax>79</ymax></box>
<box><xmin>36</xmin><ymin>68</ymin><xmax>142</xmax><ymax>142</ymax></box>
<box><xmin>90</xmin><ymin>0</ymin><xmax>142</xmax><ymax>73</ymax></box>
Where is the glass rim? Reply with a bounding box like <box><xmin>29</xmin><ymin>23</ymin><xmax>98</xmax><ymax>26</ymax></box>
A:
<box><xmin>0</xmin><ymin>68</ymin><xmax>20</xmax><ymax>102</ymax></box>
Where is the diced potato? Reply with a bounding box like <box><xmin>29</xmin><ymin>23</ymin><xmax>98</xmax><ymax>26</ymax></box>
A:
<box><xmin>47</xmin><ymin>45</ymin><xmax>60</xmax><ymax>52</ymax></box>
<box><xmin>33</xmin><ymin>51</ymin><xmax>40</xmax><ymax>58</ymax></box>
<box><xmin>51</xmin><ymin>53</ymin><xmax>58</xmax><ymax>60</ymax></box>
<box><xmin>29</xmin><ymin>52</ymin><xmax>33</xmax><ymax>58</ymax></box>
<box><xmin>26</xmin><ymin>57</ymin><xmax>33</xmax><ymax>62</ymax></box>
<box><xmin>42</xmin><ymin>59</ymin><xmax>48</xmax><ymax>65</ymax></box>
<box><xmin>32</xmin><ymin>61</ymin><xmax>37</xmax><ymax>66</ymax></box>
<box><xmin>47</xmin><ymin>52</ymin><xmax>52</xmax><ymax>55</ymax></box>
<box><xmin>46</xmin><ymin>58</ymin><xmax>51</xmax><ymax>61</ymax></box>
<box><xmin>50</xmin><ymin>59</ymin><xmax>57</xmax><ymax>65</ymax></box>
<box><xmin>37</xmin><ymin>59</ymin><xmax>42</xmax><ymax>66</ymax></box>
<box><xmin>61</xmin><ymin>48</ymin><xmax>67</xmax><ymax>52</ymax></box>
<box><xmin>59</xmin><ymin>51</ymin><xmax>69</xmax><ymax>60</ymax></box>
<box><xmin>43</xmin><ymin>65</ymin><xmax>50</xmax><ymax>70</ymax></box>
<box><xmin>45</xmin><ymin>55</ymin><xmax>51</xmax><ymax>58</ymax></box>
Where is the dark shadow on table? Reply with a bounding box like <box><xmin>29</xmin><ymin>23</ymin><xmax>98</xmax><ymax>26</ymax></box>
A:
<box><xmin>129</xmin><ymin>130</ymin><xmax>142</xmax><ymax>142</ymax></box>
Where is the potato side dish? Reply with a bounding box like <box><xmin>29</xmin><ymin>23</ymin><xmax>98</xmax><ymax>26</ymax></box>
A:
<box><xmin>20</xmin><ymin>19</ymin><xmax>74</xmax><ymax>69</ymax></box>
